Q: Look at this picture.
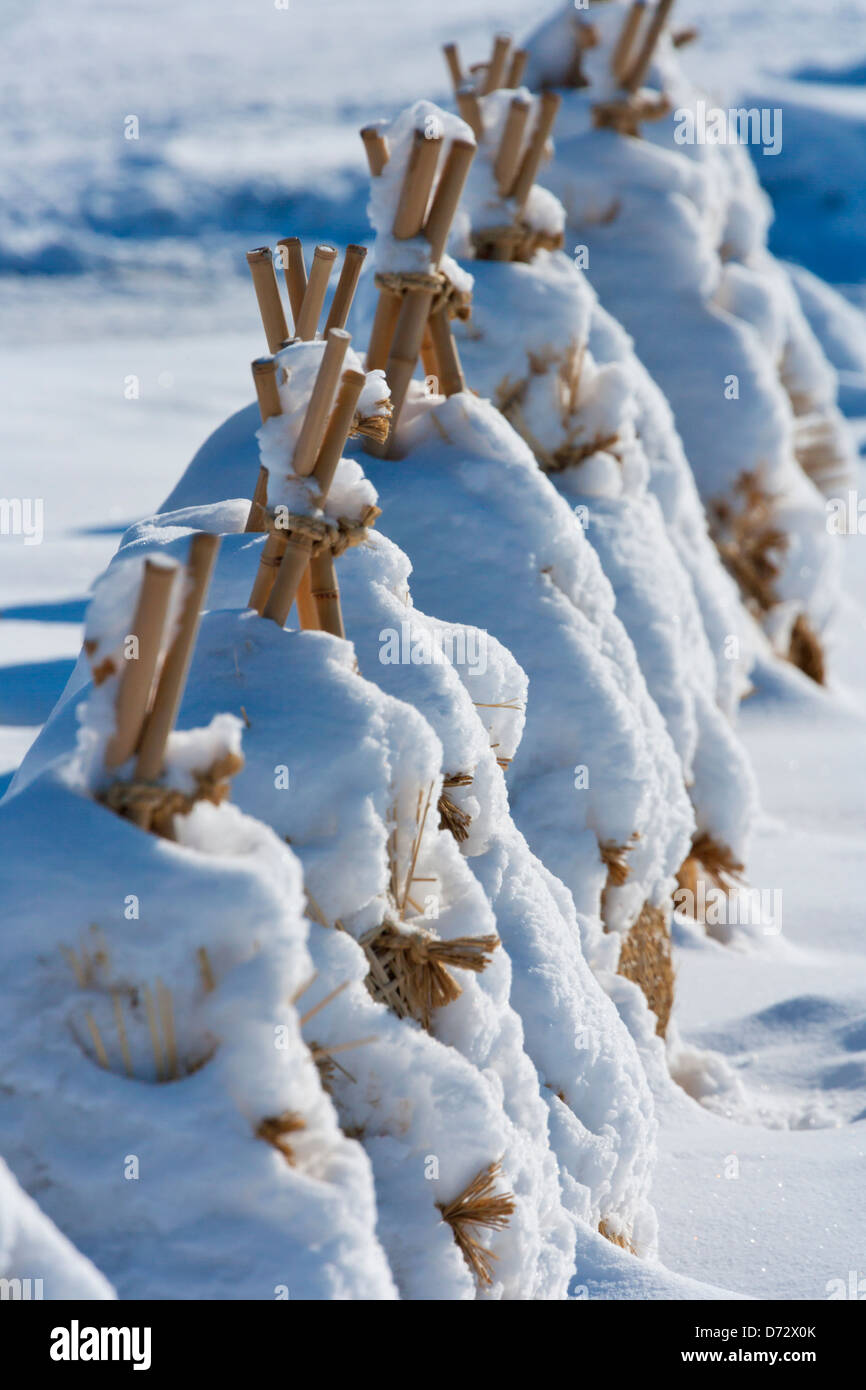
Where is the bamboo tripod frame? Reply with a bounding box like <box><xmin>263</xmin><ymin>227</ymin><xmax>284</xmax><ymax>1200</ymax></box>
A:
<box><xmin>361</xmin><ymin>126</ymin><xmax>475</xmax><ymax>454</ymax></box>
<box><xmin>245</xmin><ymin>237</ymin><xmax>370</xmax><ymax>637</ymax></box>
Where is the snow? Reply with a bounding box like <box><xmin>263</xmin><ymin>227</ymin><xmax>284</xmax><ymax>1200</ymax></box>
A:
<box><xmin>3</xmin><ymin>0</ymin><xmax>866</xmax><ymax>1304</ymax></box>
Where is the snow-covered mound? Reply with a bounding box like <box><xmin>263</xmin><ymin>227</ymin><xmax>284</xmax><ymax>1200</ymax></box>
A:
<box><xmin>522</xmin><ymin>0</ymin><xmax>854</xmax><ymax>681</ymax></box>
<box><xmin>0</xmin><ymin>1157</ymin><xmax>115</xmax><ymax>1300</ymax></box>
<box><xmin>396</xmin><ymin>85</ymin><xmax>759</xmax><ymax>905</ymax></box>
<box><xmin>7</xmin><ymin>334</ymin><xmax>688</xmax><ymax>1289</ymax></box>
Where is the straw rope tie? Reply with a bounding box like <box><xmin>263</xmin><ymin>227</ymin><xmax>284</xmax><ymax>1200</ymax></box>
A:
<box><xmin>373</xmin><ymin>269</ymin><xmax>472</xmax><ymax>322</ymax></box>
<box><xmin>472</xmin><ymin>222</ymin><xmax>564</xmax><ymax>264</ymax></box>
<box><xmin>360</xmin><ymin>919</ymin><xmax>499</xmax><ymax>1031</ymax></box>
<box><xmin>102</xmin><ymin>751</ymin><xmax>244</xmax><ymax>840</ymax></box>
<box><xmin>271</xmin><ymin>503</ymin><xmax>382</xmax><ymax>559</ymax></box>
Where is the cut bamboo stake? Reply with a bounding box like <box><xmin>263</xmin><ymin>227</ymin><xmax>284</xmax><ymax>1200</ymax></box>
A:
<box><xmin>393</xmin><ymin>129</ymin><xmax>443</xmax><ymax>239</ymax></box>
<box><xmin>246</xmin><ymin>356</ymin><xmax>281</xmax><ymax>532</ymax></box>
<box><xmin>367</xmin><ymin>291</ymin><xmax>403</xmax><ymax>372</ymax></box>
<box><xmin>360</xmin><ymin>124</ymin><xmax>390</xmax><ymax>177</ymax></box>
<box><xmin>427</xmin><ymin>306</ymin><xmax>465</xmax><ymax>397</ymax></box>
<box><xmin>420</xmin><ymin>324</ymin><xmax>440</xmax><ymax>380</ymax></box>
<box><xmin>134</xmin><ymin>533</ymin><xmax>220</xmax><ymax>781</ymax></box>
<box><xmin>246</xmin><ymin>247</ymin><xmax>289</xmax><ymax>353</ymax></box>
<box><xmin>456</xmin><ymin>85</ymin><xmax>483</xmax><ymax>140</ymax></box>
<box><xmin>624</xmin><ymin>0</ymin><xmax>675</xmax><ymax>93</ymax></box>
<box><xmin>505</xmin><ymin>47</ymin><xmax>528</xmax><ymax>89</ymax></box>
<box><xmin>509</xmin><ymin>91</ymin><xmax>561</xmax><ymax>213</ymax></box>
<box><xmin>292</xmin><ymin>328</ymin><xmax>351</xmax><ymax>476</ymax></box>
<box><xmin>324</xmin><ymin>244</ymin><xmax>367</xmax><ymax>333</ymax></box>
<box><xmin>494</xmin><ymin>95</ymin><xmax>531</xmax><ymax>196</ymax></box>
<box><xmin>265</xmin><ymin>367</ymin><xmax>364</xmax><ymax>632</ymax></box>
<box><xmin>443</xmin><ymin>41</ymin><xmax>463</xmax><ymax>94</ymax></box>
<box><xmin>612</xmin><ymin>0</ymin><xmax>648</xmax><ymax>84</ymax></box>
<box><xmin>104</xmin><ymin>558</ymin><xmax>177</xmax><ymax>769</ymax></box>
<box><xmin>482</xmin><ymin>34</ymin><xmax>511</xmax><ymax>95</ymax></box>
<box><xmin>310</xmin><ymin>368</ymin><xmax>366</xmax><ymax>497</ymax></box>
<box><xmin>424</xmin><ymin>138</ymin><xmax>476</xmax><ymax>264</ymax></box>
<box><xmin>295</xmin><ymin>244</ymin><xmax>337</xmax><ymax>341</ymax></box>
<box><xmin>276</xmin><ymin>236</ymin><xmax>308</xmax><ymax>327</ymax></box>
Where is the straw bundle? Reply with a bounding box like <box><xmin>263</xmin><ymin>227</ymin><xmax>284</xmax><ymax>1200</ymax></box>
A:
<box><xmin>616</xmin><ymin>904</ymin><xmax>674</xmax><ymax>1038</ymax></box>
<box><xmin>598</xmin><ymin>1217</ymin><xmax>635</xmax><ymax>1253</ymax></box>
<box><xmin>256</xmin><ymin>1111</ymin><xmax>306</xmax><ymax>1166</ymax></box>
<box><xmin>437</xmin><ymin>1160</ymin><xmax>515</xmax><ymax>1287</ymax></box>
<box><xmin>361</xmin><ymin>922</ymin><xmax>499</xmax><ymax>1032</ymax></box>
<box><xmin>362</xmin><ymin>121</ymin><xmax>475</xmax><ymax>450</ymax></box>
<box><xmin>676</xmin><ymin>832</ymin><xmax>745</xmax><ymax>902</ymax></box>
<box><xmin>710</xmin><ymin>474</ymin><xmax>826</xmax><ymax>683</ymax></box>
<box><xmin>437</xmin><ymin>772</ymin><xmax>474</xmax><ymax>844</ymax></box>
<box><xmin>67</xmin><ymin>965</ymin><xmax>216</xmax><ymax>1084</ymax></box>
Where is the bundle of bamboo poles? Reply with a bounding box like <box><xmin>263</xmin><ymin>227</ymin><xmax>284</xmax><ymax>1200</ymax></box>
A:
<box><xmin>457</xmin><ymin>84</ymin><xmax>563</xmax><ymax>264</ymax></box>
<box><xmin>594</xmin><ymin>0</ymin><xmax>676</xmax><ymax>135</ymax></box>
<box><xmin>359</xmin><ymin>120</ymin><xmax>476</xmax><ymax>450</ymax></box>
<box><xmin>245</xmin><ymin>328</ymin><xmax>374</xmax><ymax>638</ymax></box>
<box><xmin>93</xmin><ymin>533</ymin><xmax>242</xmax><ymax>837</ymax></box>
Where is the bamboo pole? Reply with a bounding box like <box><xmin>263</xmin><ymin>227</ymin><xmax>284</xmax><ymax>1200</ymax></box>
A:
<box><xmin>505</xmin><ymin>47</ymin><xmax>528</xmax><ymax>89</ymax></box>
<box><xmin>261</xmin><ymin>533</ymin><xmax>315</xmax><ymax>627</ymax></box>
<box><xmin>310</xmin><ymin>369</ymin><xmax>366</xmax><ymax>498</ymax></box>
<box><xmin>624</xmin><ymin>0</ymin><xmax>675</xmax><ymax>93</ymax></box>
<box><xmin>456</xmin><ymin>85</ymin><xmax>483</xmax><ymax>140</ymax></box>
<box><xmin>509</xmin><ymin>91</ymin><xmax>561</xmax><ymax>212</ymax></box>
<box><xmin>292</xmin><ymin>328</ymin><xmax>351</xmax><ymax>476</ymax></box>
<box><xmin>276</xmin><ymin>236</ymin><xmax>308</xmax><ymax>327</ymax></box>
<box><xmin>495</xmin><ymin>95</ymin><xmax>531</xmax><ymax>196</ymax></box>
<box><xmin>248</xmin><ymin>528</ymin><xmax>288</xmax><ymax>615</ymax></box>
<box><xmin>482</xmin><ymin>34</ymin><xmax>511</xmax><ymax>94</ymax></box>
<box><xmin>282</xmin><ymin>369</ymin><xmax>365</xmax><ymax>635</ymax></box>
<box><xmin>424</xmin><ymin>138</ymin><xmax>476</xmax><ymax>264</ymax></box>
<box><xmin>324</xmin><ymin>244</ymin><xmax>367</xmax><ymax>333</ymax></box>
<box><xmin>393</xmin><ymin>128</ymin><xmax>442</xmax><ymax>239</ymax></box>
<box><xmin>427</xmin><ymin>307</ymin><xmax>465</xmax><ymax>397</ymax></box>
<box><xmin>134</xmin><ymin>533</ymin><xmax>220</xmax><ymax>781</ymax></box>
<box><xmin>366</xmin><ymin>290</ymin><xmax>403</xmax><ymax>371</ymax></box>
<box><xmin>295</xmin><ymin>244</ymin><xmax>337</xmax><ymax>341</ymax></box>
<box><xmin>380</xmin><ymin>289</ymin><xmax>437</xmax><ymax>447</ymax></box>
<box><xmin>443</xmin><ymin>42</ymin><xmax>463</xmax><ymax>94</ymax></box>
<box><xmin>246</xmin><ymin>247</ymin><xmax>289</xmax><ymax>353</ymax></box>
<box><xmin>245</xmin><ymin>357</ymin><xmax>282</xmax><ymax>533</ymax></box>
<box><xmin>420</xmin><ymin>324</ymin><xmax>440</xmax><ymax>380</ymax></box>
<box><xmin>308</xmin><ymin>554</ymin><xmax>345</xmax><ymax>638</ymax></box>
<box><xmin>612</xmin><ymin>1</ymin><xmax>648</xmax><ymax>84</ymax></box>
<box><xmin>104</xmin><ymin>558</ymin><xmax>177</xmax><ymax>769</ymax></box>
<box><xmin>360</xmin><ymin>124</ymin><xmax>390</xmax><ymax>176</ymax></box>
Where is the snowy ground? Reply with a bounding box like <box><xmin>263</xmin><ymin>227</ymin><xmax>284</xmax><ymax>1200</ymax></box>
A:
<box><xmin>2</xmin><ymin>0</ymin><xmax>866</xmax><ymax>1299</ymax></box>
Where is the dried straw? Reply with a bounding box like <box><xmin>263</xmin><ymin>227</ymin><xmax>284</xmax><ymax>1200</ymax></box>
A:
<box><xmin>256</xmin><ymin>1112</ymin><xmax>306</xmax><ymax>1166</ymax></box>
<box><xmin>616</xmin><ymin>904</ymin><xmax>674</xmax><ymax>1038</ymax></box>
<box><xmin>361</xmin><ymin>922</ymin><xmax>499</xmax><ymax>1030</ymax></box>
<box><xmin>437</xmin><ymin>1161</ymin><xmax>515</xmax><ymax>1287</ymax></box>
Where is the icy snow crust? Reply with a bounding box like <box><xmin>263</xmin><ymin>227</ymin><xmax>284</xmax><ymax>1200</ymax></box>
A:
<box><xmin>522</xmin><ymin>2</ymin><xmax>851</xmax><ymax>654</ymax></box>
